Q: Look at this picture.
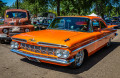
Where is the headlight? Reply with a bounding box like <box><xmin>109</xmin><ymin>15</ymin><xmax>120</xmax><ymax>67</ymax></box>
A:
<box><xmin>11</xmin><ymin>41</ymin><xmax>15</xmax><ymax>48</ymax></box>
<box><xmin>3</xmin><ymin>29</ymin><xmax>8</xmax><ymax>34</ymax></box>
<box><xmin>25</xmin><ymin>28</ymin><xmax>30</xmax><ymax>32</ymax></box>
<box><xmin>55</xmin><ymin>49</ymin><xmax>69</xmax><ymax>59</ymax></box>
<box><xmin>56</xmin><ymin>49</ymin><xmax>63</xmax><ymax>57</ymax></box>
<box><xmin>11</xmin><ymin>41</ymin><xmax>19</xmax><ymax>49</ymax></box>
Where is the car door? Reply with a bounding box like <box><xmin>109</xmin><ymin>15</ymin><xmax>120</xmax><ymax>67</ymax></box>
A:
<box><xmin>92</xmin><ymin>19</ymin><xmax>105</xmax><ymax>50</ymax></box>
<box><xmin>100</xmin><ymin>20</ymin><xmax>111</xmax><ymax>44</ymax></box>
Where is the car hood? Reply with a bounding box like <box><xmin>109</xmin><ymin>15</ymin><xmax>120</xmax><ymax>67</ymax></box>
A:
<box><xmin>12</xmin><ymin>29</ymin><xmax>94</xmax><ymax>47</ymax></box>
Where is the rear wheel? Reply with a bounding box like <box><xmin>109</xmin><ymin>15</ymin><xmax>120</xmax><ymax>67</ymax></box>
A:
<box><xmin>70</xmin><ymin>50</ymin><xmax>85</xmax><ymax>68</ymax></box>
<box><xmin>25</xmin><ymin>28</ymin><xmax>30</xmax><ymax>32</ymax></box>
<box><xmin>2</xmin><ymin>29</ymin><xmax>9</xmax><ymax>34</ymax></box>
<box><xmin>106</xmin><ymin>38</ymin><xmax>112</xmax><ymax>47</ymax></box>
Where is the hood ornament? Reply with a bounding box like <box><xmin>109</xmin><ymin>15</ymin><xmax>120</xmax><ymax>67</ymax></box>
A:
<box><xmin>29</xmin><ymin>38</ymin><xmax>36</xmax><ymax>42</ymax></box>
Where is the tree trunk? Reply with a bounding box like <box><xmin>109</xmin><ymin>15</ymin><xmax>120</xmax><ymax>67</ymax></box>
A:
<box><xmin>17</xmin><ymin>0</ymin><xmax>18</xmax><ymax>9</ymax></box>
<box><xmin>57</xmin><ymin>0</ymin><xmax>60</xmax><ymax>16</ymax></box>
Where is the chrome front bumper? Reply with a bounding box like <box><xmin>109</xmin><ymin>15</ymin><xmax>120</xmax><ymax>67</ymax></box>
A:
<box><xmin>11</xmin><ymin>49</ymin><xmax>75</xmax><ymax>64</ymax></box>
<box><xmin>0</xmin><ymin>34</ymin><xmax>11</xmax><ymax>40</ymax></box>
<box><xmin>0</xmin><ymin>34</ymin><xmax>7</xmax><ymax>37</ymax></box>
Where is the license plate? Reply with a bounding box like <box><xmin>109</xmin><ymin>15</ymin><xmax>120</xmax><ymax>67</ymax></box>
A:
<box><xmin>26</xmin><ymin>57</ymin><xmax>40</xmax><ymax>62</ymax></box>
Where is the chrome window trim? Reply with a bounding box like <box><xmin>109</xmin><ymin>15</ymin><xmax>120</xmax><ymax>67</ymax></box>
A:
<box><xmin>72</xmin><ymin>32</ymin><xmax>115</xmax><ymax>52</ymax></box>
<box><xmin>37</xmin><ymin>42</ymin><xmax>68</xmax><ymax>48</ymax></box>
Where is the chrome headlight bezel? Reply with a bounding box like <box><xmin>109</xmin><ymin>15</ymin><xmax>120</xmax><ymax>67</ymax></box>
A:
<box><xmin>11</xmin><ymin>41</ymin><xmax>19</xmax><ymax>49</ymax></box>
<box><xmin>11</xmin><ymin>41</ymin><xmax>15</xmax><ymax>48</ymax></box>
<box><xmin>55</xmin><ymin>49</ymin><xmax>70</xmax><ymax>59</ymax></box>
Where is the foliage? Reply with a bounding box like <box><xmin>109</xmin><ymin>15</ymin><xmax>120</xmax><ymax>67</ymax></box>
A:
<box><xmin>1</xmin><ymin>0</ymin><xmax>120</xmax><ymax>18</ymax></box>
<box><xmin>0</xmin><ymin>0</ymin><xmax>8</xmax><ymax>17</ymax></box>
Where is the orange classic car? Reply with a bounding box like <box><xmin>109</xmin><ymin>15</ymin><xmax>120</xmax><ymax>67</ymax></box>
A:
<box><xmin>10</xmin><ymin>16</ymin><xmax>118</xmax><ymax>68</ymax></box>
<box><xmin>0</xmin><ymin>9</ymin><xmax>34</xmax><ymax>43</ymax></box>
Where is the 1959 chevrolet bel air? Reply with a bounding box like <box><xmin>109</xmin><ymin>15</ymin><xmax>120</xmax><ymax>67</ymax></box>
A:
<box><xmin>10</xmin><ymin>16</ymin><xmax>118</xmax><ymax>68</ymax></box>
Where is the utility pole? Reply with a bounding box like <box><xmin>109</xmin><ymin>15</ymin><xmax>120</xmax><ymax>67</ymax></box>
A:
<box><xmin>57</xmin><ymin>0</ymin><xmax>60</xmax><ymax>16</ymax></box>
<box><xmin>17</xmin><ymin>0</ymin><xmax>18</xmax><ymax>9</ymax></box>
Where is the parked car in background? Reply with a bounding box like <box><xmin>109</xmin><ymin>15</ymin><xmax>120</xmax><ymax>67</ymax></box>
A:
<box><xmin>11</xmin><ymin>16</ymin><xmax>117</xmax><ymax>68</ymax></box>
<box><xmin>0</xmin><ymin>9</ymin><xmax>34</xmax><ymax>43</ymax></box>
<box><xmin>111</xmin><ymin>20</ymin><xmax>119</xmax><ymax>25</ymax></box>
<box><xmin>37</xmin><ymin>19</ymin><xmax>52</xmax><ymax>30</ymax></box>
<box><xmin>0</xmin><ymin>18</ymin><xmax>4</xmax><ymax>25</ymax></box>
<box><xmin>105</xmin><ymin>20</ymin><xmax>112</xmax><ymax>25</ymax></box>
<box><xmin>31</xmin><ymin>12</ymin><xmax>55</xmax><ymax>24</ymax></box>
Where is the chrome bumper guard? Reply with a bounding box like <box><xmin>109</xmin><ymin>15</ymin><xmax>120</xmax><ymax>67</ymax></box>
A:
<box><xmin>11</xmin><ymin>49</ymin><xmax>75</xmax><ymax>64</ymax></box>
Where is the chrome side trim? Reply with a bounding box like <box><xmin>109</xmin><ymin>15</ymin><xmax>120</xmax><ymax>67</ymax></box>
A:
<box><xmin>37</xmin><ymin>42</ymin><xmax>68</xmax><ymax>48</ymax></box>
<box><xmin>12</xmin><ymin>38</ymin><xmax>27</xmax><ymax>43</ymax></box>
<box><xmin>11</xmin><ymin>49</ymin><xmax>75</xmax><ymax>64</ymax></box>
<box><xmin>72</xmin><ymin>32</ymin><xmax>115</xmax><ymax>52</ymax></box>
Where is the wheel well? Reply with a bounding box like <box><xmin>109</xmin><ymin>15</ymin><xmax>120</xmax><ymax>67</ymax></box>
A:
<box><xmin>83</xmin><ymin>49</ymin><xmax>88</xmax><ymax>59</ymax></box>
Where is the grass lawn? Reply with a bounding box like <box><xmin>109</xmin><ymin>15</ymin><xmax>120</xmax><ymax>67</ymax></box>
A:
<box><xmin>0</xmin><ymin>22</ymin><xmax>3</xmax><ymax>25</ymax></box>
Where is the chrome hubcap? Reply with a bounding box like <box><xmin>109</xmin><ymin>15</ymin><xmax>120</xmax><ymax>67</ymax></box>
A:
<box><xmin>107</xmin><ymin>38</ymin><xmax>111</xmax><ymax>46</ymax></box>
<box><xmin>3</xmin><ymin>29</ymin><xmax>8</xmax><ymax>34</ymax></box>
<box><xmin>75</xmin><ymin>50</ymin><xmax>84</xmax><ymax>66</ymax></box>
<box><xmin>25</xmin><ymin>29</ymin><xmax>30</xmax><ymax>32</ymax></box>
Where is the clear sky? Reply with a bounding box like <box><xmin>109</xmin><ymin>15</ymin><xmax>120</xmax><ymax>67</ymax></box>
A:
<box><xmin>2</xmin><ymin>0</ymin><xmax>16</xmax><ymax>6</ymax></box>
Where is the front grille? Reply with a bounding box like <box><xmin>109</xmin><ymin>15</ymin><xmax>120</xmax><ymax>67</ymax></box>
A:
<box><xmin>9</xmin><ymin>28</ymin><xmax>24</xmax><ymax>33</ymax></box>
<box><xmin>21</xmin><ymin>43</ymin><xmax>56</xmax><ymax>55</ymax></box>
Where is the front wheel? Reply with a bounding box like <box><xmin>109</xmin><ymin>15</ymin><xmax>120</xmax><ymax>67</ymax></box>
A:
<box><xmin>70</xmin><ymin>50</ymin><xmax>85</xmax><ymax>68</ymax></box>
<box><xmin>0</xmin><ymin>39</ymin><xmax>5</xmax><ymax>44</ymax></box>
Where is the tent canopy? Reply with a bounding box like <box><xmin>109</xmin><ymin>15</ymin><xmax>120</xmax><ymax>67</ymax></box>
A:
<box><xmin>88</xmin><ymin>13</ymin><xmax>99</xmax><ymax>16</ymax></box>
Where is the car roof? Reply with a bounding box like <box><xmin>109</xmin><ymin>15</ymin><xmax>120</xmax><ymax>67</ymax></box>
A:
<box><xmin>6</xmin><ymin>9</ymin><xmax>28</xmax><ymax>12</ymax></box>
<box><xmin>58</xmin><ymin>16</ymin><xmax>102</xmax><ymax>20</ymax></box>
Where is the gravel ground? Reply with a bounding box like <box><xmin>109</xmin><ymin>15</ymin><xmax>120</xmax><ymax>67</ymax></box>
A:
<box><xmin>0</xmin><ymin>29</ymin><xmax>120</xmax><ymax>78</ymax></box>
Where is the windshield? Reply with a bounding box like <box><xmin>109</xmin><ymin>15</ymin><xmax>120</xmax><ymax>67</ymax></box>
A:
<box><xmin>48</xmin><ymin>17</ymin><xmax>91</xmax><ymax>32</ymax></box>
<box><xmin>42</xmin><ymin>19</ymin><xmax>52</xmax><ymax>24</ymax></box>
<box><xmin>6</xmin><ymin>11</ymin><xmax>27</xmax><ymax>18</ymax></box>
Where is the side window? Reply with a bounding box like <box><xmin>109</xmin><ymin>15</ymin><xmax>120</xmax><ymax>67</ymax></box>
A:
<box><xmin>92</xmin><ymin>20</ymin><xmax>100</xmax><ymax>31</ymax></box>
<box><xmin>100</xmin><ymin>21</ymin><xmax>106</xmax><ymax>29</ymax></box>
<box><xmin>27</xmin><ymin>11</ymin><xmax>30</xmax><ymax>19</ymax></box>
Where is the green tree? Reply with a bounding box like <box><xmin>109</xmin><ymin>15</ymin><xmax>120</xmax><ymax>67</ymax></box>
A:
<box><xmin>0</xmin><ymin>0</ymin><xmax>8</xmax><ymax>17</ymax></box>
<box><xmin>9</xmin><ymin>0</ymin><xmax>120</xmax><ymax>17</ymax></box>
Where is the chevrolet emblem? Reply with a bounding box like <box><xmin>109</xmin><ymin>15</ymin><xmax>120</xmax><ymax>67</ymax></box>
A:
<box><xmin>29</xmin><ymin>38</ymin><xmax>36</xmax><ymax>42</ymax></box>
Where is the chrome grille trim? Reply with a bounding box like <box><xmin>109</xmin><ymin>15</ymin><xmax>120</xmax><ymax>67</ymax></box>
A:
<box><xmin>12</xmin><ymin>38</ymin><xmax>27</xmax><ymax>43</ymax></box>
<box><xmin>37</xmin><ymin>42</ymin><xmax>68</xmax><ymax>48</ymax></box>
<box><xmin>20</xmin><ymin>43</ymin><xmax>56</xmax><ymax>55</ymax></box>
